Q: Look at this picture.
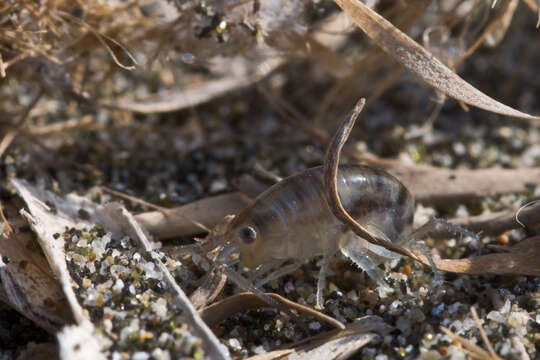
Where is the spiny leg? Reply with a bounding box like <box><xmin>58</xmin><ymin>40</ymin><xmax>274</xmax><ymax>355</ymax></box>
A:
<box><xmin>339</xmin><ymin>241</ymin><xmax>389</xmax><ymax>290</ymax></box>
<box><xmin>254</xmin><ymin>262</ymin><xmax>301</xmax><ymax>288</ymax></box>
<box><xmin>354</xmin><ymin>224</ymin><xmax>401</xmax><ymax>261</ymax></box>
<box><xmin>405</xmin><ymin>217</ymin><xmax>477</xmax><ymax>242</ymax></box>
<box><xmin>399</xmin><ymin>217</ymin><xmax>476</xmax><ymax>289</ymax></box>
<box><xmin>248</xmin><ymin>259</ymin><xmax>285</xmax><ymax>283</ymax></box>
<box><xmin>398</xmin><ymin>219</ymin><xmax>442</xmax><ymax>287</ymax></box>
<box><xmin>402</xmin><ymin>236</ymin><xmax>443</xmax><ymax>288</ymax></box>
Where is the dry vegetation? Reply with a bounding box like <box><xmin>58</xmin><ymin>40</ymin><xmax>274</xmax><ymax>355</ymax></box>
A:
<box><xmin>1</xmin><ymin>0</ymin><xmax>539</xmax><ymax>359</ymax></box>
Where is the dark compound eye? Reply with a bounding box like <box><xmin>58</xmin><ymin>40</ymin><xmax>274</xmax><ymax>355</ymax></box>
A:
<box><xmin>238</xmin><ymin>226</ymin><xmax>257</xmax><ymax>244</ymax></box>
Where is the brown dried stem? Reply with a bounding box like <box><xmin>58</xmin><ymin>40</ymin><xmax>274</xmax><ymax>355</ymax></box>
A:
<box><xmin>200</xmin><ymin>292</ymin><xmax>345</xmax><ymax>330</ymax></box>
<box><xmin>322</xmin><ymin>98</ymin><xmax>419</xmax><ymax>260</ymax></box>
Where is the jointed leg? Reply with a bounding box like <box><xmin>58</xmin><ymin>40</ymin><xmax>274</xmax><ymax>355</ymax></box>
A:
<box><xmin>398</xmin><ymin>217</ymin><xmax>476</xmax><ymax>288</ymax></box>
<box><xmin>254</xmin><ymin>262</ymin><xmax>301</xmax><ymax>288</ymax></box>
<box><xmin>354</xmin><ymin>225</ymin><xmax>401</xmax><ymax>261</ymax></box>
<box><xmin>248</xmin><ymin>259</ymin><xmax>285</xmax><ymax>283</ymax></box>
<box><xmin>339</xmin><ymin>242</ymin><xmax>389</xmax><ymax>289</ymax></box>
<box><xmin>402</xmin><ymin>217</ymin><xmax>477</xmax><ymax>246</ymax></box>
<box><xmin>316</xmin><ymin>254</ymin><xmax>332</xmax><ymax>309</ymax></box>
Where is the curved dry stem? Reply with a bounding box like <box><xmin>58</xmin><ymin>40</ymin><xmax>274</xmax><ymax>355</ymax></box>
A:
<box><xmin>200</xmin><ymin>292</ymin><xmax>345</xmax><ymax>330</ymax></box>
<box><xmin>322</xmin><ymin>98</ymin><xmax>419</xmax><ymax>260</ymax></box>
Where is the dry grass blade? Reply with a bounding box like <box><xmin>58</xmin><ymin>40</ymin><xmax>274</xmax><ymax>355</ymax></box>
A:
<box><xmin>103</xmin><ymin>185</ymin><xmax>210</xmax><ymax>233</ymax></box>
<box><xmin>333</xmin><ymin>0</ymin><xmax>540</xmax><ymax>121</ymax></box>
<box><xmin>11</xmin><ymin>179</ymin><xmax>90</xmax><ymax>325</ymax></box>
<box><xmin>440</xmin><ymin>306</ymin><xmax>502</xmax><ymax>360</ymax></box>
<box><xmin>0</xmin><ymin>52</ymin><xmax>5</xmax><ymax>77</ymax></box>
<box><xmin>10</xmin><ymin>179</ymin><xmax>107</xmax><ymax>358</ymax></box>
<box><xmin>55</xmin><ymin>10</ymin><xmax>137</xmax><ymax>70</ymax></box>
<box><xmin>252</xmin><ymin>333</ymin><xmax>377</xmax><ymax>360</ymax></box>
<box><xmin>323</xmin><ymin>98</ymin><xmax>419</xmax><ymax>259</ymax></box>
<box><xmin>27</xmin><ymin>116</ymin><xmax>94</xmax><ymax>135</ymax></box>
<box><xmin>522</xmin><ymin>0</ymin><xmax>540</xmax><ymax>27</ymax></box>
<box><xmin>470</xmin><ymin>306</ymin><xmax>498</xmax><ymax>359</ymax></box>
<box><xmin>440</xmin><ymin>326</ymin><xmax>495</xmax><ymax>359</ymax></box>
<box><xmin>200</xmin><ymin>292</ymin><xmax>345</xmax><ymax>330</ymax></box>
<box><xmin>456</xmin><ymin>0</ymin><xmax>518</xmax><ymax>64</ymax></box>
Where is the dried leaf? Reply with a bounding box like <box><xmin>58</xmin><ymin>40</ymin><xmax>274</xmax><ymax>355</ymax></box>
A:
<box><xmin>333</xmin><ymin>0</ymin><xmax>540</xmax><ymax>121</ymax></box>
<box><xmin>323</xmin><ymin>98</ymin><xmax>416</xmax><ymax>258</ymax></box>
<box><xmin>135</xmin><ymin>192</ymin><xmax>248</xmax><ymax>239</ymax></box>
<box><xmin>0</xmin><ymin>204</ymin><xmax>69</xmax><ymax>332</ymax></box>
<box><xmin>11</xmin><ymin>179</ymin><xmax>96</xmax><ymax>325</ymax></box>
<box><xmin>10</xmin><ymin>179</ymin><xmax>230</xmax><ymax>360</ymax></box>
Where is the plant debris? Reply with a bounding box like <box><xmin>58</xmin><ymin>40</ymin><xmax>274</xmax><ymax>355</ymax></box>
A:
<box><xmin>1</xmin><ymin>0</ymin><xmax>539</xmax><ymax>359</ymax></box>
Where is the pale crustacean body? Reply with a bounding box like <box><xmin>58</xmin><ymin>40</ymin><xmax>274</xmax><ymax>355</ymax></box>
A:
<box><xmin>222</xmin><ymin>163</ymin><xmax>416</xmax><ymax>308</ymax></box>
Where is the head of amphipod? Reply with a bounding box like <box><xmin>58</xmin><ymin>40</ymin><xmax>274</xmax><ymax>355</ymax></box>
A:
<box><xmin>222</xmin><ymin>211</ymin><xmax>267</xmax><ymax>269</ymax></box>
